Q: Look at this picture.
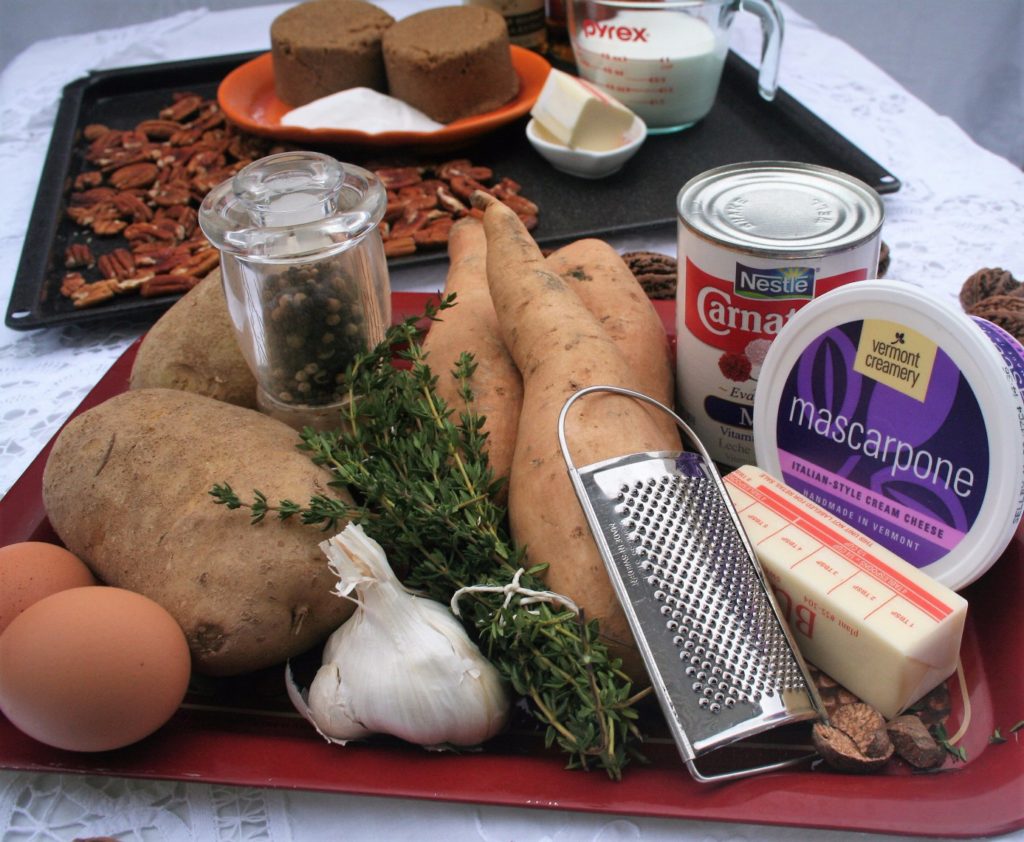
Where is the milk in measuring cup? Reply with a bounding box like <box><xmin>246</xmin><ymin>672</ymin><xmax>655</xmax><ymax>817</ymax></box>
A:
<box><xmin>573</xmin><ymin>12</ymin><xmax>726</xmax><ymax>130</ymax></box>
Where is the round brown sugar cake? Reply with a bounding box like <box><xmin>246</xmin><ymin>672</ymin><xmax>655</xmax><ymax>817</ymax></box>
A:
<box><xmin>271</xmin><ymin>0</ymin><xmax>396</xmax><ymax>107</ymax></box>
<box><xmin>382</xmin><ymin>6</ymin><xmax>519</xmax><ymax>124</ymax></box>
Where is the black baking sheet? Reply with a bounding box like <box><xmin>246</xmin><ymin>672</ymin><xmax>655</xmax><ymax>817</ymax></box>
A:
<box><xmin>6</xmin><ymin>50</ymin><xmax>899</xmax><ymax>331</ymax></box>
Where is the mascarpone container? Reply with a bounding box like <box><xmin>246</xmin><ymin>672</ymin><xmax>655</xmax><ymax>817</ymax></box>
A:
<box><xmin>753</xmin><ymin>279</ymin><xmax>1024</xmax><ymax>590</ymax></box>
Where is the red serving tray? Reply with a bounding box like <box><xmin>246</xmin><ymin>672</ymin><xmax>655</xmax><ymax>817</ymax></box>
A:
<box><xmin>1</xmin><ymin>293</ymin><xmax>1022</xmax><ymax>839</ymax></box>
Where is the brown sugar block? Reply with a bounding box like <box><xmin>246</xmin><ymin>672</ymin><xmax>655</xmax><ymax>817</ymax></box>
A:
<box><xmin>382</xmin><ymin>6</ymin><xmax>519</xmax><ymax>123</ymax></box>
<box><xmin>271</xmin><ymin>0</ymin><xmax>395</xmax><ymax>106</ymax></box>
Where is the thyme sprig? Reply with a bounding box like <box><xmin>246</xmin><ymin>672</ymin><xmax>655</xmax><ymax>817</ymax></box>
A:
<box><xmin>931</xmin><ymin>722</ymin><xmax>968</xmax><ymax>763</ymax></box>
<box><xmin>211</xmin><ymin>295</ymin><xmax>648</xmax><ymax>778</ymax></box>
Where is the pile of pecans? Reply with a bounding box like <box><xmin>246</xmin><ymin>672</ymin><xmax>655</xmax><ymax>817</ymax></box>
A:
<box><xmin>59</xmin><ymin>91</ymin><xmax>541</xmax><ymax>312</ymax></box>
<box><xmin>375</xmin><ymin>159</ymin><xmax>538</xmax><ymax>258</ymax></box>
<box><xmin>61</xmin><ymin>92</ymin><xmax>278</xmax><ymax>309</ymax></box>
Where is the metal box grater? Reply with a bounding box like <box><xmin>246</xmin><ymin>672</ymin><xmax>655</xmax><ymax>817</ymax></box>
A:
<box><xmin>558</xmin><ymin>386</ymin><xmax>825</xmax><ymax>782</ymax></box>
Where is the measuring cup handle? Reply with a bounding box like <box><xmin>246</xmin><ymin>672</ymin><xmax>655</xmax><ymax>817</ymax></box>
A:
<box><xmin>740</xmin><ymin>0</ymin><xmax>784</xmax><ymax>101</ymax></box>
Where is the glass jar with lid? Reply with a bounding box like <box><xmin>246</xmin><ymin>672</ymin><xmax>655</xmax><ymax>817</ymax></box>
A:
<box><xmin>199</xmin><ymin>151</ymin><xmax>390</xmax><ymax>429</ymax></box>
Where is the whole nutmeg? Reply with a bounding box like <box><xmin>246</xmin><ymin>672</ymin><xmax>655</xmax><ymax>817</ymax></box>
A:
<box><xmin>812</xmin><ymin>702</ymin><xmax>894</xmax><ymax>773</ymax></box>
<box><xmin>877</xmin><ymin>241</ymin><xmax>891</xmax><ymax>278</ymax></box>
<box><xmin>887</xmin><ymin>714</ymin><xmax>946</xmax><ymax>770</ymax></box>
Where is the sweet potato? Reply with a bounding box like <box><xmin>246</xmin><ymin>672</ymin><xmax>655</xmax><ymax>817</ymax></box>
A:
<box><xmin>422</xmin><ymin>217</ymin><xmax>523</xmax><ymax>494</ymax></box>
<box><xmin>129</xmin><ymin>269</ymin><xmax>258</xmax><ymax>408</ymax></box>
<box><xmin>546</xmin><ymin>239</ymin><xmax>676</xmax><ymax>438</ymax></box>
<box><xmin>42</xmin><ymin>388</ymin><xmax>353</xmax><ymax>676</ymax></box>
<box><xmin>476</xmin><ymin>194</ymin><xmax>682</xmax><ymax>677</ymax></box>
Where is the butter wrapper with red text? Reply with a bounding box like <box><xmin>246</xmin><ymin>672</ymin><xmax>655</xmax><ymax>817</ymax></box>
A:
<box><xmin>724</xmin><ymin>465</ymin><xmax>967</xmax><ymax>719</ymax></box>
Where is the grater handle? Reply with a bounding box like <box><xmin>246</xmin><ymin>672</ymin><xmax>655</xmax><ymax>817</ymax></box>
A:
<box><xmin>557</xmin><ymin>385</ymin><xmax>711</xmax><ymax>473</ymax></box>
<box><xmin>558</xmin><ymin>385</ymin><xmax>756</xmax><ymax>595</ymax></box>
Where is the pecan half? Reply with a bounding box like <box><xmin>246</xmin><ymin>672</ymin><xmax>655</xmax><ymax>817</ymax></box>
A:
<box><xmin>71</xmin><ymin>279</ymin><xmax>120</xmax><ymax>308</ymax></box>
<box><xmin>160</xmin><ymin>94</ymin><xmax>203</xmax><ymax>123</ymax></box>
<box><xmin>92</xmin><ymin>217</ymin><xmax>128</xmax><ymax>236</ymax></box>
<box><xmin>140</xmin><ymin>273</ymin><xmax>200</xmax><ymax>297</ymax></box>
<box><xmin>60</xmin><ymin>271</ymin><xmax>88</xmax><ymax>297</ymax></box>
<box><xmin>64</xmin><ymin>243</ymin><xmax>94</xmax><ymax>269</ymax></box>
<box><xmin>97</xmin><ymin>248</ymin><xmax>136</xmax><ymax>280</ymax></box>
<box><xmin>383</xmin><ymin>236</ymin><xmax>417</xmax><ymax>257</ymax></box>
<box><xmin>413</xmin><ymin>216</ymin><xmax>454</xmax><ymax>246</ymax></box>
<box><xmin>376</xmin><ymin>166</ymin><xmax>423</xmax><ymax>190</ymax></box>
<box><xmin>109</xmin><ymin>162</ymin><xmax>159</xmax><ymax>190</ymax></box>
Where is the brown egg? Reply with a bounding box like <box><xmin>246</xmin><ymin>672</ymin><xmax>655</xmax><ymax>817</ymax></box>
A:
<box><xmin>0</xmin><ymin>586</ymin><xmax>192</xmax><ymax>752</ymax></box>
<box><xmin>0</xmin><ymin>541</ymin><xmax>97</xmax><ymax>635</ymax></box>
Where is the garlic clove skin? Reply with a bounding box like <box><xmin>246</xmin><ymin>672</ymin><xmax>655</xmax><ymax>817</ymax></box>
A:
<box><xmin>307</xmin><ymin>661</ymin><xmax>375</xmax><ymax>742</ymax></box>
<box><xmin>293</xmin><ymin>523</ymin><xmax>510</xmax><ymax>749</ymax></box>
<box><xmin>285</xmin><ymin>659</ymin><xmax>372</xmax><ymax>745</ymax></box>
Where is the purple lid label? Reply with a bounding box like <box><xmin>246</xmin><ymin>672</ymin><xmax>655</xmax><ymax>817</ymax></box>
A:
<box><xmin>972</xmin><ymin>316</ymin><xmax>1024</xmax><ymax>393</ymax></box>
<box><xmin>775</xmin><ymin>319</ymin><xmax>989</xmax><ymax>569</ymax></box>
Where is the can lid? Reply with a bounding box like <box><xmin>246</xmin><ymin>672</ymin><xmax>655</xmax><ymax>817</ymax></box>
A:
<box><xmin>678</xmin><ymin>161</ymin><xmax>884</xmax><ymax>256</ymax></box>
<box><xmin>753</xmin><ymin>279</ymin><xmax>1024</xmax><ymax>591</ymax></box>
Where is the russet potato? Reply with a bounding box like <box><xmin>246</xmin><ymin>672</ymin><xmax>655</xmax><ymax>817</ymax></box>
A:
<box><xmin>42</xmin><ymin>388</ymin><xmax>353</xmax><ymax>676</ymax></box>
<box><xmin>129</xmin><ymin>269</ymin><xmax>258</xmax><ymax>408</ymax></box>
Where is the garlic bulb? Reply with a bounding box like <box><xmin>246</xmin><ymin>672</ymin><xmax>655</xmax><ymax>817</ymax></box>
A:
<box><xmin>287</xmin><ymin>523</ymin><xmax>510</xmax><ymax>748</ymax></box>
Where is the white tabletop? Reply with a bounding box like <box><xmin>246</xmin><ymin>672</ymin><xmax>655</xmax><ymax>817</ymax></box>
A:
<box><xmin>1</xmin><ymin>3</ymin><xmax>1023</xmax><ymax>840</ymax></box>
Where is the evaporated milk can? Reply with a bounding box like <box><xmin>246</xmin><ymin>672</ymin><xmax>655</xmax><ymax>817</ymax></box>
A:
<box><xmin>675</xmin><ymin>161</ymin><xmax>885</xmax><ymax>466</ymax></box>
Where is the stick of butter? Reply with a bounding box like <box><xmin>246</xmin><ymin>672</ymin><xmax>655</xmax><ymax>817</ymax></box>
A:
<box><xmin>724</xmin><ymin>465</ymin><xmax>968</xmax><ymax>718</ymax></box>
<box><xmin>529</xmin><ymin>68</ymin><xmax>636</xmax><ymax>152</ymax></box>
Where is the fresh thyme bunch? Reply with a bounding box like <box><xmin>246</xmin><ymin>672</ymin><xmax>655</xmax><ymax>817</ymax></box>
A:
<box><xmin>211</xmin><ymin>296</ymin><xmax>648</xmax><ymax>778</ymax></box>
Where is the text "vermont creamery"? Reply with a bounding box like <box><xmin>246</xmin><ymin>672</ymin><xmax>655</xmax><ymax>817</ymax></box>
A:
<box><xmin>863</xmin><ymin>338</ymin><xmax>923</xmax><ymax>389</ymax></box>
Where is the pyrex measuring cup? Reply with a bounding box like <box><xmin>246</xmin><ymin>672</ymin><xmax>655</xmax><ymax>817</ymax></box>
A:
<box><xmin>567</xmin><ymin>0</ymin><xmax>784</xmax><ymax>133</ymax></box>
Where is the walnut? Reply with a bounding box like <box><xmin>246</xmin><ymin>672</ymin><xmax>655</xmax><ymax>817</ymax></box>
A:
<box><xmin>959</xmin><ymin>267</ymin><xmax>1021</xmax><ymax>310</ymax></box>
<box><xmin>622</xmin><ymin>250</ymin><xmax>677</xmax><ymax>300</ymax></box>
<box><xmin>812</xmin><ymin>702</ymin><xmax>893</xmax><ymax>773</ymax></box>
<box><xmin>877</xmin><ymin>240</ymin><xmax>890</xmax><ymax>278</ymax></box>
<box><xmin>887</xmin><ymin>714</ymin><xmax>946</xmax><ymax>769</ymax></box>
<box><xmin>967</xmin><ymin>294</ymin><xmax>1024</xmax><ymax>343</ymax></box>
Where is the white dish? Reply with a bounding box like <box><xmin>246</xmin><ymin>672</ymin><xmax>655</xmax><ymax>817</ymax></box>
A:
<box><xmin>525</xmin><ymin>115</ymin><xmax>646</xmax><ymax>179</ymax></box>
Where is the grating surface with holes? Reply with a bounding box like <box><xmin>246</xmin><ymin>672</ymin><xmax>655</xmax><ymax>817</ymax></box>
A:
<box><xmin>579</xmin><ymin>451</ymin><xmax>816</xmax><ymax>757</ymax></box>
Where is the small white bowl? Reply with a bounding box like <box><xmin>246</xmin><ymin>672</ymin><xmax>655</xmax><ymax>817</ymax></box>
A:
<box><xmin>525</xmin><ymin>115</ymin><xmax>647</xmax><ymax>179</ymax></box>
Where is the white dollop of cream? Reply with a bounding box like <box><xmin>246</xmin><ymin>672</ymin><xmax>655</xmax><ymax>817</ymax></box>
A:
<box><xmin>281</xmin><ymin>88</ymin><xmax>446</xmax><ymax>133</ymax></box>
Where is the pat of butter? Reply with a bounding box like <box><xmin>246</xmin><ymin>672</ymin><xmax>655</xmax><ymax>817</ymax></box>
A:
<box><xmin>529</xmin><ymin>69</ymin><xmax>635</xmax><ymax>152</ymax></box>
<box><xmin>724</xmin><ymin>466</ymin><xmax>968</xmax><ymax>719</ymax></box>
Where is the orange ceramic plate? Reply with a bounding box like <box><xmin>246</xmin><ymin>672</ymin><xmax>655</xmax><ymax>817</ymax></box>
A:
<box><xmin>218</xmin><ymin>47</ymin><xmax>551</xmax><ymax>148</ymax></box>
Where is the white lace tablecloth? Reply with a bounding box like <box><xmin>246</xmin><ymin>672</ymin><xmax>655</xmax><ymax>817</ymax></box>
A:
<box><xmin>1</xmin><ymin>3</ymin><xmax>1022</xmax><ymax>841</ymax></box>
